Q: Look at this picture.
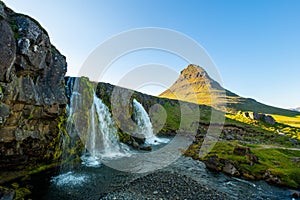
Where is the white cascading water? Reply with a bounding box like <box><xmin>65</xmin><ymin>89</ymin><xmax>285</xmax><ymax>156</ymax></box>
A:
<box><xmin>133</xmin><ymin>99</ymin><xmax>169</xmax><ymax>145</ymax></box>
<box><xmin>53</xmin><ymin>79</ymin><xmax>130</xmax><ymax>186</ymax></box>
<box><xmin>82</xmin><ymin>93</ymin><xmax>130</xmax><ymax>167</ymax></box>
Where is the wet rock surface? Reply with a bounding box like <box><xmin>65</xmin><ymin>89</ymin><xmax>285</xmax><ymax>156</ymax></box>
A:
<box><xmin>0</xmin><ymin>1</ymin><xmax>67</xmax><ymax>174</ymax></box>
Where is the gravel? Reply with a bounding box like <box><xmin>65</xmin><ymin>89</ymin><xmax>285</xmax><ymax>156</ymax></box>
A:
<box><xmin>100</xmin><ymin>171</ymin><xmax>233</xmax><ymax>200</ymax></box>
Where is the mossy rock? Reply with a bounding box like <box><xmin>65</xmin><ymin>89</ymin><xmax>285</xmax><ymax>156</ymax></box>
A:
<box><xmin>15</xmin><ymin>187</ymin><xmax>31</xmax><ymax>200</ymax></box>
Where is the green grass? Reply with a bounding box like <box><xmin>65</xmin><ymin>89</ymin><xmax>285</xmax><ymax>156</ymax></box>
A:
<box><xmin>251</xmin><ymin>148</ymin><xmax>300</xmax><ymax>188</ymax></box>
<box><xmin>271</xmin><ymin>114</ymin><xmax>300</xmax><ymax>128</ymax></box>
<box><xmin>196</xmin><ymin>141</ymin><xmax>300</xmax><ymax>188</ymax></box>
<box><xmin>226</xmin><ymin>112</ymin><xmax>300</xmax><ymax>141</ymax></box>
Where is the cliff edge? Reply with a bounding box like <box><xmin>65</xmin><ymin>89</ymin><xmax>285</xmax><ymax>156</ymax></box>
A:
<box><xmin>0</xmin><ymin>1</ymin><xmax>67</xmax><ymax>176</ymax></box>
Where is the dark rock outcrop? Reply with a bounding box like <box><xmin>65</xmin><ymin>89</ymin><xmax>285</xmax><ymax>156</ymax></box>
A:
<box><xmin>233</xmin><ymin>145</ymin><xmax>250</xmax><ymax>156</ymax></box>
<box><xmin>0</xmin><ymin>1</ymin><xmax>67</xmax><ymax>178</ymax></box>
<box><xmin>0</xmin><ymin>187</ymin><xmax>15</xmax><ymax>200</ymax></box>
<box><xmin>263</xmin><ymin>170</ymin><xmax>282</xmax><ymax>185</ymax></box>
<box><xmin>204</xmin><ymin>155</ymin><xmax>222</xmax><ymax>172</ymax></box>
<box><xmin>246</xmin><ymin>112</ymin><xmax>276</xmax><ymax>125</ymax></box>
<box><xmin>223</xmin><ymin>160</ymin><xmax>240</xmax><ymax>176</ymax></box>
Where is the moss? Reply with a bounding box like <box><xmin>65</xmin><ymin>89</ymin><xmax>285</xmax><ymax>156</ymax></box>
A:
<box><xmin>15</xmin><ymin>187</ymin><xmax>31</xmax><ymax>200</ymax></box>
<box><xmin>28</xmin><ymin>113</ymin><xmax>33</xmax><ymax>120</ymax></box>
<box><xmin>28</xmin><ymin>162</ymin><xmax>58</xmax><ymax>175</ymax></box>
<box><xmin>51</xmin><ymin>109</ymin><xmax>67</xmax><ymax>161</ymax></box>
<box><xmin>225</xmin><ymin>112</ymin><xmax>300</xmax><ymax>145</ymax></box>
<box><xmin>118</xmin><ymin>130</ymin><xmax>131</xmax><ymax>143</ymax></box>
<box><xmin>11</xmin><ymin>182</ymin><xmax>19</xmax><ymax>189</ymax></box>
<box><xmin>196</xmin><ymin>141</ymin><xmax>300</xmax><ymax>188</ymax></box>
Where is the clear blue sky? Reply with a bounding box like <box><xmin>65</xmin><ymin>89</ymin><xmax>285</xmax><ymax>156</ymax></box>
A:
<box><xmin>3</xmin><ymin>0</ymin><xmax>300</xmax><ymax>109</ymax></box>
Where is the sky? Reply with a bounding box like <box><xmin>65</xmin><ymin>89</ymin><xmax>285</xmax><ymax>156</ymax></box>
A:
<box><xmin>3</xmin><ymin>0</ymin><xmax>300</xmax><ymax>109</ymax></box>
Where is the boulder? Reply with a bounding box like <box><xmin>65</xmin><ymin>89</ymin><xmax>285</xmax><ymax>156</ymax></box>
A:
<box><xmin>264</xmin><ymin>115</ymin><xmax>276</xmax><ymax>125</ymax></box>
<box><xmin>139</xmin><ymin>145</ymin><xmax>152</xmax><ymax>151</ymax></box>
<box><xmin>223</xmin><ymin>160</ymin><xmax>240</xmax><ymax>176</ymax></box>
<box><xmin>263</xmin><ymin>170</ymin><xmax>281</xmax><ymax>185</ymax></box>
<box><xmin>246</xmin><ymin>153</ymin><xmax>259</xmax><ymax>166</ymax></box>
<box><xmin>204</xmin><ymin>155</ymin><xmax>222</xmax><ymax>171</ymax></box>
<box><xmin>131</xmin><ymin>133</ymin><xmax>146</xmax><ymax>144</ymax></box>
<box><xmin>249</xmin><ymin>112</ymin><xmax>264</xmax><ymax>120</ymax></box>
<box><xmin>233</xmin><ymin>145</ymin><xmax>250</xmax><ymax>156</ymax></box>
<box><xmin>248</xmin><ymin>112</ymin><xmax>276</xmax><ymax>125</ymax></box>
<box><xmin>242</xmin><ymin>112</ymin><xmax>249</xmax><ymax>118</ymax></box>
<box><xmin>292</xmin><ymin>192</ymin><xmax>300</xmax><ymax>199</ymax></box>
<box><xmin>0</xmin><ymin>187</ymin><xmax>15</xmax><ymax>200</ymax></box>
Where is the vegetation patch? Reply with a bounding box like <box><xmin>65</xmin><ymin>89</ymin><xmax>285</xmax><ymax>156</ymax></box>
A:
<box><xmin>226</xmin><ymin>112</ymin><xmax>300</xmax><ymax>141</ymax></box>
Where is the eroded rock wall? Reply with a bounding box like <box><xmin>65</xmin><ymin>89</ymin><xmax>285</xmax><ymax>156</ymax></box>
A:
<box><xmin>0</xmin><ymin>1</ymin><xmax>67</xmax><ymax>171</ymax></box>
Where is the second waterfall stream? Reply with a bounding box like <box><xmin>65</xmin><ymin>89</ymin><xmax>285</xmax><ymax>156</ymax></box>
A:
<box><xmin>132</xmin><ymin>99</ymin><xmax>169</xmax><ymax>145</ymax></box>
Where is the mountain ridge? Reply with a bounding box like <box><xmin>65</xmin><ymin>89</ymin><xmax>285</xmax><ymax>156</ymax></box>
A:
<box><xmin>159</xmin><ymin>64</ymin><xmax>298</xmax><ymax>116</ymax></box>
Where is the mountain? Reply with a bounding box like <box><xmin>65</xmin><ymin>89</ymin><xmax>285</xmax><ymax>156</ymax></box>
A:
<box><xmin>159</xmin><ymin>64</ymin><xmax>298</xmax><ymax>116</ymax></box>
<box><xmin>291</xmin><ymin>107</ymin><xmax>300</xmax><ymax>112</ymax></box>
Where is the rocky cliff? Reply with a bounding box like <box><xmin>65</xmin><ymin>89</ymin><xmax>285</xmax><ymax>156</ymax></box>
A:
<box><xmin>0</xmin><ymin>1</ymin><xmax>67</xmax><ymax>179</ymax></box>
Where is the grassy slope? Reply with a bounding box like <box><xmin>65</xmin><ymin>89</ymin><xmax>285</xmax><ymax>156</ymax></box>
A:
<box><xmin>158</xmin><ymin>65</ymin><xmax>300</xmax><ymax>188</ymax></box>
<box><xmin>157</xmin><ymin>97</ymin><xmax>300</xmax><ymax>188</ymax></box>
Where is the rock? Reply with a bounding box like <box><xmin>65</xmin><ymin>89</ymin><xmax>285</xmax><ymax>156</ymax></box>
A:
<box><xmin>249</xmin><ymin>112</ymin><xmax>264</xmax><ymax>120</ymax></box>
<box><xmin>17</xmin><ymin>37</ymin><xmax>30</xmax><ymax>55</ymax></box>
<box><xmin>223</xmin><ymin>160</ymin><xmax>240</xmax><ymax>176</ymax></box>
<box><xmin>292</xmin><ymin>192</ymin><xmax>300</xmax><ymax>199</ymax></box>
<box><xmin>233</xmin><ymin>145</ymin><xmax>250</xmax><ymax>156</ymax></box>
<box><xmin>0</xmin><ymin>186</ymin><xmax>15</xmax><ymax>200</ymax></box>
<box><xmin>264</xmin><ymin>115</ymin><xmax>276</xmax><ymax>125</ymax></box>
<box><xmin>0</xmin><ymin>20</ymin><xmax>16</xmax><ymax>82</ymax></box>
<box><xmin>132</xmin><ymin>141</ymin><xmax>139</xmax><ymax>149</ymax></box>
<box><xmin>139</xmin><ymin>145</ymin><xmax>152</xmax><ymax>151</ymax></box>
<box><xmin>0</xmin><ymin>103</ymin><xmax>10</xmax><ymax>124</ymax></box>
<box><xmin>248</xmin><ymin>112</ymin><xmax>276</xmax><ymax>125</ymax></box>
<box><xmin>263</xmin><ymin>170</ymin><xmax>281</xmax><ymax>185</ymax></box>
<box><xmin>0</xmin><ymin>2</ymin><xmax>68</xmax><ymax>174</ymax></box>
<box><xmin>0</xmin><ymin>127</ymin><xmax>15</xmax><ymax>142</ymax></box>
<box><xmin>242</xmin><ymin>112</ymin><xmax>249</xmax><ymax>118</ymax></box>
<box><xmin>204</xmin><ymin>155</ymin><xmax>222</xmax><ymax>171</ymax></box>
<box><xmin>0</xmin><ymin>3</ymin><xmax>7</xmax><ymax>20</ymax></box>
<box><xmin>246</xmin><ymin>154</ymin><xmax>259</xmax><ymax>166</ymax></box>
<box><xmin>131</xmin><ymin>133</ymin><xmax>146</xmax><ymax>144</ymax></box>
<box><xmin>101</xmin><ymin>171</ymin><xmax>232</xmax><ymax>200</ymax></box>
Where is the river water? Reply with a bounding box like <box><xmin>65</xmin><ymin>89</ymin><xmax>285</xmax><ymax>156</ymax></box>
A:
<box><xmin>24</xmin><ymin>141</ymin><xmax>293</xmax><ymax>200</ymax></box>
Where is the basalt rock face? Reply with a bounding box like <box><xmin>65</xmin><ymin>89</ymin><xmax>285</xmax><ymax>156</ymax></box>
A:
<box><xmin>0</xmin><ymin>2</ymin><xmax>67</xmax><ymax>173</ymax></box>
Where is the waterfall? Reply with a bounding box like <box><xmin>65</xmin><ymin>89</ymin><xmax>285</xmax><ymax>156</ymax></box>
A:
<box><xmin>81</xmin><ymin>93</ymin><xmax>131</xmax><ymax>167</ymax></box>
<box><xmin>64</xmin><ymin>78</ymin><xmax>130</xmax><ymax>168</ymax></box>
<box><xmin>133</xmin><ymin>99</ymin><xmax>169</xmax><ymax>145</ymax></box>
<box><xmin>85</xmin><ymin>93</ymin><xmax>130</xmax><ymax>160</ymax></box>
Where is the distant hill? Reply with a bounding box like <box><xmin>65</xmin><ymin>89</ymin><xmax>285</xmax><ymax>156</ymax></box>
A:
<box><xmin>291</xmin><ymin>107</ymin><xmax>300</xmax><ymax>112</ymax></box>
<box><xmin>159</xmin><ymin>64</ymin><xmax>298</xmax><ymax>116</ymax></box>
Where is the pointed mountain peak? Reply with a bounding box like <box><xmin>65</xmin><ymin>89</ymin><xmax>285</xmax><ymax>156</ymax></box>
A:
<box><xmin>180</xmin><ymin>64</ymin><xmax>209</xmax><ymax>80</ymax></box>
<box><xmin>160</xmin><ymin>65</ymin><xmax>297</xmax><ymax>116</ymax></box>
<box><xmin>159</xmin><ymin>64</ymin><xmax>226</xmax><ymax>107</ymax></box>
